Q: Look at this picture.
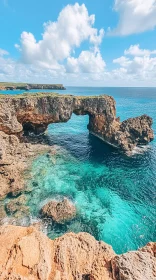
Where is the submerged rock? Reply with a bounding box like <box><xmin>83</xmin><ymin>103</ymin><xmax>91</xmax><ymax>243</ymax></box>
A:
<box><xmin>41</xmin><ymin>198</ymin><xmax>76</xmax><ymax>224</ymax></box>
<box><xmin>0</xmin><ymin>225</ymin><xmax>155</xmax><ymax>280</ymax></box>
<box><xmin>5</xmin><ymin>195</ymin><xmax>29</xmax><ymax>218</ymax></box>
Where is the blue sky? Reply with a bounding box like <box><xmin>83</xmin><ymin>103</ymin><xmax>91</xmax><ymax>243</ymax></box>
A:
<box><xmin>0</xmin><ymin>0</ymin><xmax>156</xmax><ymax>86</ymax></box>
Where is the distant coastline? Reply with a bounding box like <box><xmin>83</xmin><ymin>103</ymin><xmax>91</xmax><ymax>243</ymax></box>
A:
<box><xmin>0</xmin><ymin>82</ymin><xmax>66</xmax><ymax>91</ymax></box>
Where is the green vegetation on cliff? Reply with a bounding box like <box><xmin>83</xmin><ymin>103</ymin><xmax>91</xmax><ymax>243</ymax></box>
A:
<box><xmin>0</xmin><ymin>82</ymin><xmax>26</xmax><ymax>87</ymax></box>
<box><xmin>0</xmin><ymin>82</ymin><xmax>66</xmax><ymax>90</ymax></box>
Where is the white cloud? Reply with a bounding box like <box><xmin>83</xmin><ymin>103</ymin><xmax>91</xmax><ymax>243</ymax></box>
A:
<box><xmin>0</xmin><ymin>4</ymin><xmax>106</xmax><ymax>84</ymax></box>
<box><xmin>1</xmin><ymin>2</ymin><xmax>156</xmax><ymax>86</ymax></box>
<box><xmin>0</xmin><ymin>50</ymin><xmax>66</xmax><ymax>83</ymax></box>
<box><xmin>1</xmin><ymin>44</ymin><xmax>156</xmax><ymax>86</ymax></box>
<box><xmin>113</xmin><ymin>45</ymin><xmax>156</xmax><ymax>81</ymax></box>
<box><xmin>18</xmin><ymin>3</ymin><xmax>104</xmax><ymax>69</ymax></box>
<box><xmin>0</xmin><ymin>48</ymin><xmax>9</xmax><ymax>56</ymax></box>
<box><xmin>66</xmin><ymin>49</ymin><xmax>106</xmax><ymax>73</ymax></box>
<box><xmin>113</xmin><ymin>56</ymin><xmax>131</xmax><ymax>67</ymax></box>
<box><xmin>124</xmin><ymin>44</ymin><xmax>156</xmax><ymax>56</ymax></box>
<box><xmin>111</xmin><ymin>0</ymin><xmax>156</xmax><ymax>35</ymax></box>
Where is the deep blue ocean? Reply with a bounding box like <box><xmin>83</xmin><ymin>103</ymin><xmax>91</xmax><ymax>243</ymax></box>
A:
<box><xmin>1</xmin><ymin>87</ymin><xmax>156</xmax><ymax>254</ymax></box>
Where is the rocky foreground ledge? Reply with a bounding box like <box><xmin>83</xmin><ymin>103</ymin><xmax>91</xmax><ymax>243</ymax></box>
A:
<box><xmin>0</xmin><ymin>92</ymin><xmax>154</xmax><ymax>153</ymax></box>
<box><xmin>0</xmin><ymin>225</ymin><xmax>155</xmax><ymax>280</ymax></box>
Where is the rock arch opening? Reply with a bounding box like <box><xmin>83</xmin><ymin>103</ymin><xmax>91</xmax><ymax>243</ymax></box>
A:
<box><xmin>23</xmin><ymin>122</ymin><xmax>47</xmax><ymax>136</ymax></box>
<box><xmin>47</xmin><ymin>113</ymin><xmax>89</xmax><ymax>133</ymax></box>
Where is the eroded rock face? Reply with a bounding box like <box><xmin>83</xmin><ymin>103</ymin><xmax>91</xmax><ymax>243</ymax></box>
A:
<box><xmin>0</xmin><ymin>131</ymin><xmax>56</xmax><ymax>198</ymax></box>
<box><xmin>41</xmin><ymin>198</ymin><xmax>76</xmax><ymax>223</ymax></box>
<box><xmin>111</xmin><ymin>242</ymin><xmax>156</xmax><ymax>280</ymax></box>
<box><xmin>0</xmin><ymin>225</ymin><xmax>53</xmax><ymax>280</ymax></box>
<box><xmin>119</xmin><ymin>115</ymin><xmax>154</xmax><ymax>151</ymax></box>
<box><xmin>0</xmin><ymin>225</ymin><xmax>155</xmax><ymax>280</ymax></box>
<box><xmin>0</xmin><ymin>206</ymin><xmax>6</xmax><ymax>223</ymax></box>
<box><xmin>0</xmin><ymin>93</ymin><xmax>154</xmax><ymax>152</ymax></box>
<box><xmin>0</xmin><ymin>131</ymin><xmax>19</xmax><ymax>162</ymax></box>
<box><xmin>0</xmin><ymin>225</ymin><xmax>115</xmax><ymax>280</ymax></box>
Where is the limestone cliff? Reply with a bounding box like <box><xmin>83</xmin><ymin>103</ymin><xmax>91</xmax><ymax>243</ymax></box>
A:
<box><xmin>0</xmin><ymin>92</ymin><xmax>154</xmax><ymax>153</ymax></box>
<box><xmin>0</xmin><ymin>225</ymin><xmax>155</xmax><ymax>280</ymax></box>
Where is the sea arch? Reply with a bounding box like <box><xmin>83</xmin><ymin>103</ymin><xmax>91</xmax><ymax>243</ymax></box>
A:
<box><xmin>0</xmin><ymin>93</ymin><xmax>154</xmax><ymax>153</ymax></box>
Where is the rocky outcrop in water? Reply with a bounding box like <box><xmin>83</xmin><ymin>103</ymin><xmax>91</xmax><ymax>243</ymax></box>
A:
<box><xmin>0</xmin><ymin>225</ymin><xmax>155</xmax><ymax>280</ymax></box>
<box><xmin>41</xmin><ymin>198</ymin><xmax>76</xmax><ymax>223</ymax></box>
<box><xmin>0</xmin><ymin>93</ymin><xmax>154</xmax><ymax>153</ymax></box>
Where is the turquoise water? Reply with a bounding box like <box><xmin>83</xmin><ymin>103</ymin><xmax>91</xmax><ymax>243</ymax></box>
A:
<box><xmin>1</xmin><ymin>87</ymin><xmax>156</xmax><ymax>254</ymax></box>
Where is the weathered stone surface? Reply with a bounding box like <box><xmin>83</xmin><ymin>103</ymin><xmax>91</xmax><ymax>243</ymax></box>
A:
<box><xmin>139</xmin><ymin>242</ymin><xmax>156</xmax><ymax>256</ymax></box>
<box><xmin>0</xmin><ymin>131</ymin><xmax>19</xmax><ymax>161</ymax></box>
<box><xmin>111</xmin><ymin>242</ymin><xmax>156</xmax><ymax>280</ymax></box>
<box><xmin>0</xmin><ymin>205</ymin><xmax>6</xmax><ymax>222</ymax></box>
<box><xmin>0</xmin><ymin>225</ymin><xmax>115</xmax><ymax>280</ymax></box>
<box><xmin>0</xmin><ymin>132</ymin><xmax>26</xmax><ymax>198</ymax></box>
<box><xmin>119</xmin><ymin>115</ymin><xmax>154</xmax><ymax>151</ymax></box>
<box><xmin>0</xmin><ymin>131</ymin><xmax>56</xmax><ymax>198</ymax></box>
<box><xmin>41</xmin><ymin>198</ymin><xmax>76</xmax><ymax>223</ymax></box>
<box><xmin>0</xmin><ymin>93</ymin><xmax>154</xmax><ymax>152</ymax></box>
<box><xmin>0</xmin><ymin>225</ymin><xmax>53</xmax><ymax>280</ymax></box>
<box><xmin>52</xmin><ymin>232</ymin><xmax>115</xmax><ymax>280</ymax></box>
<box><xmin>0</xmin><ymin>225</ymin><xmax>155</xmax><ymax>280</ymax></box>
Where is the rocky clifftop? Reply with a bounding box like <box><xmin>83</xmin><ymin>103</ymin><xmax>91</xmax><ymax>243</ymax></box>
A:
<box><xmin>0</xmin><ymin>92</ymin><xmax>154</xmax><ymax>153</ymax></box>
<box><xmin>0</xmin><ymin>225</ymin><xmax>155</xmax><ymax>280</ymax></box>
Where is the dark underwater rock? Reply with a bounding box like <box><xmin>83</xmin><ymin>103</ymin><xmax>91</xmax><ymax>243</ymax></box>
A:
<box><xmin>5</xmin><ymin>194</ymin><xmax>29</xmax><ymax>218</ymax></box>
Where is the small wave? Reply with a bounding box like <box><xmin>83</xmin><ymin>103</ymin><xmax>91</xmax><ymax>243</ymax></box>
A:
<box><xmin>131</xmin><ymin>145</ymin><xmax>151</xmax><ymax>155</ymax></box>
